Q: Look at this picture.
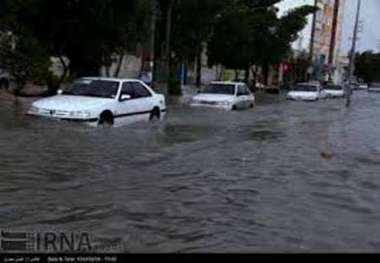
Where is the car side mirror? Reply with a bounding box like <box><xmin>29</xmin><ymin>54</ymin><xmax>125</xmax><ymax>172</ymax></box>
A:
<box><xmin>120</xmin><ymin>94</ymin><xmax>131</xmax><ymax>101</ymax></box>
<box><xmin>57</xmin><ymin>89</ymin><xmax>63</xmax><ymax>95</ymax></box>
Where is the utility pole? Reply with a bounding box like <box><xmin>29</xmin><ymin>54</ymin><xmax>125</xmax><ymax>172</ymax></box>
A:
<box><xmin>308</xmin><ymin>0</ymin><xmax>318</xmax><ymax>81</ymax></box>
<box><xmin>309</xmin><ymin>0</ymin><xmax>318</xmax><ymax>62</ymax></box>
<box><xmin>346</xmin><ymin>0</ymin><xmax>362</xmax><ymax>107</ymax></box>
<box><xmin>150</xmin><ymin>0</ymin><xmax>157</xmax><ymax>85</ymax></box>
<box><xmin>165</xmin><ymin>0</ymin><xmax>174</xmax><ymax>78</ymax></box>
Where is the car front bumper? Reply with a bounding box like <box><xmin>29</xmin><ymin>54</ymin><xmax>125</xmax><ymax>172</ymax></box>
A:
<box><xmin>190</xmin><ymin>103</ymin><xmax>232</xmax><ymax>111</ymax></box>
<box><xmin>26</xmin><ymin>112</ymin><xmax>98</xmax><ymax>124</ymax></box>
<box><xmin>287</xmin><ymin>96</ymin><xmax>318</xmax><ymax>101</ymax></box>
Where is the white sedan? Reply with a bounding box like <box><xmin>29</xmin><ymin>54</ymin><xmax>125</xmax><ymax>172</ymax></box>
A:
<box><xmin>27</xmin><ymin>77</ymin><xmax>167</xmax><ymax>127</ymax></box>
<box><xmin>324</xmin><ymin>84</ymin><xmax>345</xmax><ymax>98</ymax></box>
<box><xmin>287</xmin><ymin>82</ymin><xmax>328</xmax><ymax>101</ymax></box>
<box><xmin>190</xmin><ymin>81</ymin><xmax>255</xmax><ymax>111</ymax></box>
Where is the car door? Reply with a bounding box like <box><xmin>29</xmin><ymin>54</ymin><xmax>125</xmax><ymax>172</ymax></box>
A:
<box><xmin>131</xmin><ymin>81</ymin><xmax>154</xmax><ymax>116</ymax></box>
<box><xmin>115</xmin><ymin>82</ymin><xmax>140</xmax><ymax>118</ymax></box>
<box><xmin>236</xmin><ymin>85</ymin><xmax>251</xmax><ymax>109</ymax></box>
<box><xmin>319</xmin><ymin>86</ymin><xmax>327</xmax><ymax>99</ymax></box>
<box><xmin>242</xmin><ymin>85</ymin><xmax>254</xmax><ymax>107</ymax></box>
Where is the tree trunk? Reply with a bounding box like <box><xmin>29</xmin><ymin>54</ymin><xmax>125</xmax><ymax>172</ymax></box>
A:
<box><xmin>14</xmin><ymin>81</ymin><xmax>24</xmax><ymax>96</ymax></box>
<box><xmin>105</xmin><ymin>66</ymin><xmax>111</xmax><ymax>78</ymax></box>
<box><xmin>165</xmin><ymin>0</ymin><xmax>174</xmax><ymax>81</ymax></box>
<box><xmin>251</xmin><ymin>67</ymin><xmax>257</xmax><ymax>89</ymax></box>
<box><xmin>196</xmin><ymin>53</ymin><xmax>202</xmax><ymax>88</ymax></box>
<box><xmin>235</xmin><ymin>70</ymin><xmax>240</xmax><ymax>81</ymax></box>
<box><xmin>218</xmin><ymin>65</ymin><xmax>224</xmax><ymax>81</ymax></box>
<box><xmin>262</xmin><ymin>64</ymin><xmax>269</xmax><ymax>86</ymax></box>
<box><xmin>245</xmin><ymin>65</ymin><xmax>250</xmax><ymax>84</ymax></box>
<box><xmin>114</xmin><ymin>54</ymin><xmax>124</xmax><ymax>78</ymax></box>
<box><xmin>58</xmin><ymin>56</ymin><xmax>68</xmax><ymax>84</ymax></box>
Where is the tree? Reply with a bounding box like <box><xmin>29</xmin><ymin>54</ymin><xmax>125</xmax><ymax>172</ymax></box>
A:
<box><xmin>171</xmin><ymin>0</ymin><xmax>228</xmax><ymax>87</ymax></box>
<box><xmin>355</xmin><ymin>51</ymin><xmax>380</xmax><ymax>83</ymax></box>
<box><xmin>0</xmin><ymin>32</ymin><xmax>51</xmax><ymax>95</ymax></box>
<box><xmin>0</xmin><ymin>0</ymin><xmax>150</xmax><ymax>82</ymax></box>
<box><xmin>207</xmin><ymin>0</ymin><xmax>316</xmax><ymax>85</ymax></box>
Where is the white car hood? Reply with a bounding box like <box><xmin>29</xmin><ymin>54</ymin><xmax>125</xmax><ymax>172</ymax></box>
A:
<box><xmin>288</xmin><ymin>91</ymin><xmax>318</xmax><ymax>99</ymax></box>
<box><xmin>32</xmin><ymin>95</ymin><xmax>113</xmax><ymax>111</ymax></box>
<box><xmin>325</xmin><ymin>90</ymin><xmax>344</xmax><ymax>95</ymax></box>
<box><xmin>193</xmin><ymin>94</ymin><xmax>235</xmax><ymax>102</ymax></box>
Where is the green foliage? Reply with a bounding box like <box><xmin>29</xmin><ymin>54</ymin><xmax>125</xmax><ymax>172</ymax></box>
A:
<box><xmin>207</xmin><ymin>0</ymin><xmax>317</xmax><ymax>71</ymax></box>
<box><xmin>0</xmin><ymin>0</ymin><xmax>317</xmax><ymax>92</ymax></box>
<box><xmin>171</xmin><ymin>0</ymin><xmax>227</xmax><ymax>61</ymax></box>
<box><xmin>355</xmin><ymin>51</ymin><xmax>380</xmax><ymax>83</ymax></box>
<box><xmin>0</xmin><ymin>32</ymin><xmax>51</xmax><ymax>94</ymax></box>
<box><xmin>0</xmin><ymin>0</ymin><xmax>150</xmax><ymax>77</ymax></box>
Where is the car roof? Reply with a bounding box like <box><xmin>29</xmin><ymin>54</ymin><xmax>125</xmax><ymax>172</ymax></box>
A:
<box><xmin>210</xmin><ymin>81</ymin><xmax>245</xmax><ymax>86</ymax></box>
<box><xmin>296</xmin><ymin>82</ymin><xmax>319</xmax><ymax>86</ymax></box>
<box><xmin>79</xmin><ymin>77</ymin><xmax>143</xmax><ymax>82</ymax></box>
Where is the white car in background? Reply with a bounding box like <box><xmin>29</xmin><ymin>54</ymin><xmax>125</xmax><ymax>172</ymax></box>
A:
<box><xmin>368</xmin><ymin>82</ymin><xmax>380</xmax><ymax>92</ymax></box>
<box><xmin>190</xmin><ymin>81</ymin><xmax>255</xmax><ymax>111</ymax></box>
<box><xmin>358</xmin><ymin>82</ymin><xmax>369</xmax><ymax>90</ymax></box>
<box><xmin>324</xmin><ymin>84</ymin><xmax>345</xmax><ymax>98</ymax></box>
<box><xmin>27</xmin><ymin>77</ymin><xmax>166</xmax><ymax>127</ymax></box>
<box><xmin>287</xmin><ymin>82</ymin><xmax>328</xmax><ymax>101</ymax></box>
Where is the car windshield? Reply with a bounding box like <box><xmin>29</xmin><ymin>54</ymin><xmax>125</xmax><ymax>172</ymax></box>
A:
<box><xmin>292</xmin><ymin>85</ymin><xmax>318</xmax><ymax>92</ymax></box>
<box><xmin>325</xmin><ymin>85</ymin><xmax>343</xmax><ymax>90</ymax></box>
<box><xmin>63</xmin><ymin>80</ymin><xmax>119</xmax><ymax>99</ymax></box>
<box><xmin>201</xmin><ymin>84</ymin><xmax>235</xmax><ymax>95</ymax></box>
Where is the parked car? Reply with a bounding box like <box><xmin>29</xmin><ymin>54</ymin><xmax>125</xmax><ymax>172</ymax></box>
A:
<box><xmin>368</xmin><ymin>82</ymin><xmax>380</xmax><ymax>92</ymax></box>
<box><xmin>324</xmin><ymin>84</ymin><xmax>345</xmax><ymax>98</ymax></box>
<box><xmin>27</xmin><ymin>77</ymin><xmax>166</xmax><ymax>127</ymax></box>
<box><xmin>190</xmin><ymin>81</ymin><xmax>255</xmax><ymax>111</ymax></box>
<box><xmin>358</xmin><ymin>82</ymin><xmax>369</xmax><ymax>90</ymax></box>
<box><xmin>287</xmin><ymin>82</ymin><xmax>327</xmax><ymax>101</ymax></box>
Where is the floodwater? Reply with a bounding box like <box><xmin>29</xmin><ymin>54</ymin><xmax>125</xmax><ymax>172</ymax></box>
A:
<box><xmin>1</xmin><ymin>90</ymin><xmax>380</xmax><ymax>253</ymax></box>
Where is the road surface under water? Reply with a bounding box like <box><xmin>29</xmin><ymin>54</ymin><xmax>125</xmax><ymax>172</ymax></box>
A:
<box><xmin>1</xmin><ymin>91</ymin><xmax>380</xmax><ymax>252</ymax></box>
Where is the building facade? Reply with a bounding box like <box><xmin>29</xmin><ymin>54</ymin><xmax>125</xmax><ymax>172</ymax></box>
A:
<box><xmin>277</xmin><ymin>0</ymin><xmax>346</xmax><ymax>82</ymax></box>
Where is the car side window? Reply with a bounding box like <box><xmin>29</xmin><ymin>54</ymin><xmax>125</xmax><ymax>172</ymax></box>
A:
<box><xmin>121</xmin><ymin>82</ymin><xmax>135</xmax><ymax>99</ymax></box>
<box><xmin>132</xmin><ymin>82</ymin><xmax>152</xmax><ymax>99</ymax></box>
<box><xmin>242</xmin><ymin>85</ymin><xmax>250</xmax><ymax>95</ymax></box>
<box><xmin>237</xmin><ymin>85</ymin><xmax>249</xmax><ymax>96</ymax></box>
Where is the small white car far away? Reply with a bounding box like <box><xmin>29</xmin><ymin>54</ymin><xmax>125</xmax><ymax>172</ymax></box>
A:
<box><xmin>27</xmin><ymin>77</ymin><xmax>167</xmax><ymax>127</ymax></box>
<box><xmin>324</xmin><ymin>84</ymin><xmax>345</xmax><ymax>98</ymax></box>
<box><xmin>287</xmin><ymin>82</ymin><xmax>327</xmax><ymax>101</ymax></box>
<box><xmin>368</xmin><ymin>82</ymin><xmax>380</xmax><ymax>92</ymax></box>
<box><xmin>190</xmin><ymin>81</ymin><xmax>255</xmax><ymax>111</ymax></box>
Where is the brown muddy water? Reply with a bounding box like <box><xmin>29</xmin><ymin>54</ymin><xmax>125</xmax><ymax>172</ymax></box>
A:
<box><xmin>1</xmin><ymin>91</ymin><xmax>380</xmax><ymax>252</ymax></box>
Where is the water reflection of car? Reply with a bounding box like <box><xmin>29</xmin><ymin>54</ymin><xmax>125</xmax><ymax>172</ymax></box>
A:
<box><xmin>324</xmin><ymin>84</ymin><xmax>345</xmax><ymax>98</ymax></box>
<box><xmin>287</xmin><ymin>82</ymin><xmax>327</xmax><ymax>101</ymax></box>
<box><xmin>190</xmin><ymin>81</ymin><xmax>255</xmax><ymax>111</ymax></box>
<box><xmin>27</xmin><ymin>77</ymin><xmax>166</xmax><ymax>127</ymax></box>
<box><xmin>368</xmin><ymin>82</ymin><xmax>380</xmax><ymax>92</ymax></box>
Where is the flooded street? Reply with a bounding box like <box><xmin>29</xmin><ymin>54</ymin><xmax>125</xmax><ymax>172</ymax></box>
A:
<box><xmin>1</xmin><ymin>91</ymin><xmax>380</xmax><ymax>253</ymax></box>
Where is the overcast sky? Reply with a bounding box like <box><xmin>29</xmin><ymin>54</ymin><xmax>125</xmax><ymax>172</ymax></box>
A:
<box><xmin>341</xmin><ymin>0</ymin><xmax>379</xmax><ymax>53</ymax></box>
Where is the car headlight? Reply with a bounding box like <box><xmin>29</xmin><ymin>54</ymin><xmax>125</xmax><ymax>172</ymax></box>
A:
<box><xmin>28</xmin><ymin>106</ymin><xmax>40</xmax><ymax>114</ymax></box>
<box><xmin>217</xmin><ymin>101</ymin><xmax>231</xmax><ymax>106</ymax></box>
<box><xmin>70</xmin><ymin>111</ymin><xmax>92</xmax><ymax>118</ymax></box>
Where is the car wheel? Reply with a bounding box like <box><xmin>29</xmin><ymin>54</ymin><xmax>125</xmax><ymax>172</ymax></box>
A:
<box><xmin>249</xmin><ymin>103</ymin><xmax>254</xmax><ymax>108</ymax></box>
<box><xmin>98</xmin><ymin>111</ymin><xmax>114</xmax><ymax>127</ymax></box>
<box><xmin>150</xmin><ymin>107</ymin><xmax>161</xmax><ymax>121</ymax></box>
<box><xmin>232</xmin><ymin>105</ymin><xmax>237</xmax><ymax>111</ymax></box>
